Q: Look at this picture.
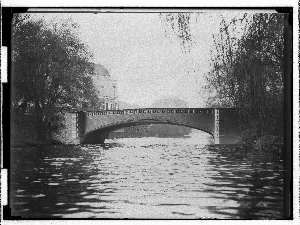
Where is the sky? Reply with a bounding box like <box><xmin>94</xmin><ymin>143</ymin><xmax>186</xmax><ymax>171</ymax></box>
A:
<box><xmin>29</xmin><ymin>10</ymin><xmax>256</xmax><ymax>108</ymax></box>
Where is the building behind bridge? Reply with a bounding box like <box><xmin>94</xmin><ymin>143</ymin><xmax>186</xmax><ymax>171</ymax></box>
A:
<box><xmin>87</xmin><ymin>63</ymin><xmax>119</xmax><ymax>111</ymax></box>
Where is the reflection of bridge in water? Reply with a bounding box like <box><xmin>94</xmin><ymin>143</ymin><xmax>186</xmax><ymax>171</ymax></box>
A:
<box><xmin>61</xmin><ymin>108</ymin><xmax>241</xmax><ymax>145</ymax></box>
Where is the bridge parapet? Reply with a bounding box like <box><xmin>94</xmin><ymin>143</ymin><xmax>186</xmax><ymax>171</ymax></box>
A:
<box><xmin>82</xmin><ymin>108</ymin><xmax>215</xmax><ymax>117</ymax></box>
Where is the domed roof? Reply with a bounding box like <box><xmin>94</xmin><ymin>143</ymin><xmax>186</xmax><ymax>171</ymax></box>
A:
<box><xmin>93</xmin><ymin>63</ymin><xmax>110</xmax><ymax>77</ymax></box>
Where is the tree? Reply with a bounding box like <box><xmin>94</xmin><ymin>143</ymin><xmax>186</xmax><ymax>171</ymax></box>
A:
<box><xmin>12</xmin><ymin>14</ymin><xmax>100</xmax><ymax>141</ymax></box>
<box><xmin>207</xmin><ymin>13</ymin><xmax>284</xmax><ymax>137</ymax></box>
<box><xmin>160</xmin><ymin>13</ymin><xmax>195</xmax><ymax>53</ymax></box>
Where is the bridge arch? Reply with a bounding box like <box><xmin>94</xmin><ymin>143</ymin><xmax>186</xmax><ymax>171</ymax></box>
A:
<box><xmin>83</xmin><ymin>120</ymin><xmax>214</xmax><ymax>144</ymax></box>
<box><xmin>61</xmin><ymin>108</ymin><xmax>242</xmax><ymax>145</ymax></box>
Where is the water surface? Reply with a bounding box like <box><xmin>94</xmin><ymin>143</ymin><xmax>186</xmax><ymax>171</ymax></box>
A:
<box><xmin>10</xmin><ymin>133</ymin><xmax>283</xmax><ymax>219</ymax></box>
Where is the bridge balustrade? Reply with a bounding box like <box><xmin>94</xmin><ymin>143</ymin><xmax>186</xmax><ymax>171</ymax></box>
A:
<box><xmin>84</xmin><ymin>109</ymin><xmax>214</xmax><ymax>117</ymax></box>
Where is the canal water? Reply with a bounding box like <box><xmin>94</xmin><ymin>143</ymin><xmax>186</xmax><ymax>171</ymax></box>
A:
<box><xmin>10</xmin><ymin>133</ymin><xmax>283</xmax><ymax>219</ymax></box>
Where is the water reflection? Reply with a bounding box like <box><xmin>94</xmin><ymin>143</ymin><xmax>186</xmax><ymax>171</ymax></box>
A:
<box><xmin>203</xmin><ymin>145</ymin><xmax>283</xmax><ymax>219</ymax></box>
<box><xmin>10</xmin><ymin>133</ymin><xmax>283</xmax><ymax>219</ymax></box>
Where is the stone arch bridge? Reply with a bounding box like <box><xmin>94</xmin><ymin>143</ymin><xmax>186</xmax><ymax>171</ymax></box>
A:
<box><xmin>58</xmin><ymin>108</ymin><xmax>241</xmax><ymax>145</ymax></box>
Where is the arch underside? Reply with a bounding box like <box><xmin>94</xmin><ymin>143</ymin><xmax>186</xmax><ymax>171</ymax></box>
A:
<box><xmin>84</xmin><ymin>119</ymin><xmax>214</xmax><ymax>143</ymax></box>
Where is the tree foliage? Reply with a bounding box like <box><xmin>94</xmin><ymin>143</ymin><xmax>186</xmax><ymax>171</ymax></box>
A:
<box><xmin>12</xmin><ymin>14</ymin><xmax>99</xmax><ymax>140</ymax></box>
<box><xmin>160</xmin><ymin>13</ymin><xmax>195</xmax><ymax>53</ymax></box>
<box><xmin>206</xmin><ymin>13</ymin><xmax>284</xmax><ymax>137</ymax></box>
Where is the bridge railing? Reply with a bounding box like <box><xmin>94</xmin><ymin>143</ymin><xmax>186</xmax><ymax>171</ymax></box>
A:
<box><xmin>81</xmin><ymin>108</ymin><xmax>215</xmax><ymax>116</ymax></box>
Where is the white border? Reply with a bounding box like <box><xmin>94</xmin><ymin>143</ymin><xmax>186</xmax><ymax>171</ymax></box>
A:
<box><xmin>1</xmin><ymin>0</ymin><xmax>298</xmax><ymax>7</ymax></box>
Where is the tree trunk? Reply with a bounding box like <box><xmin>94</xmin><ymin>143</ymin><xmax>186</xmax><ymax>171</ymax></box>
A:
<box><xmin>35</xmin><ymin>101</ymin><xmax>47</xmax><ymax>142</ymax></box>
<box><xmin>36</xmin><ymin>120</ymin><xmax>47</xmax><ymax>142</ymax></box>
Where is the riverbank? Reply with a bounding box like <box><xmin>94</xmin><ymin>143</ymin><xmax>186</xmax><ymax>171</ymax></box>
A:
<box><xmin>11</xmin><ymin>116</ymin><xmax>63</xmax><ymax>148</ymax></box>
<box><xmin>11</xmin><ymin>139</ymin><xmax>64</xmax><ymax>148</ymax></box>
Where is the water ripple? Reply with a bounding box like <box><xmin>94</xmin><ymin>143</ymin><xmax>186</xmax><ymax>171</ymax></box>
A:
<box><xmin>10</xmin><ymin>134</ymin><xmax>283</xmax><ymax>219</ymax></box>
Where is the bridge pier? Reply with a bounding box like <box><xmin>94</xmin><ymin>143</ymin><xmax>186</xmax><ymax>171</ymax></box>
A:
<box><xmin>214</xmin><ymin>109</ymin><xmax>220</xmax><ymax>144</ymax></box>
<box><xmin>218</xmin><ymin>109</ymin><xmax>242</xmax><ymax>144</ymax></box>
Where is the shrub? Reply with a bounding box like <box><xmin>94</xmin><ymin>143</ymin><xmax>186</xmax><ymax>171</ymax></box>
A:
<box><xmin>253</xmin><ymin>135</ymin><xmax>283</xmax><ymax>159</ymax></box>
<box><xmin>241</xmin><ymin>128</ymin><xmax>258</xmax><ymax>146</ymax></box>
